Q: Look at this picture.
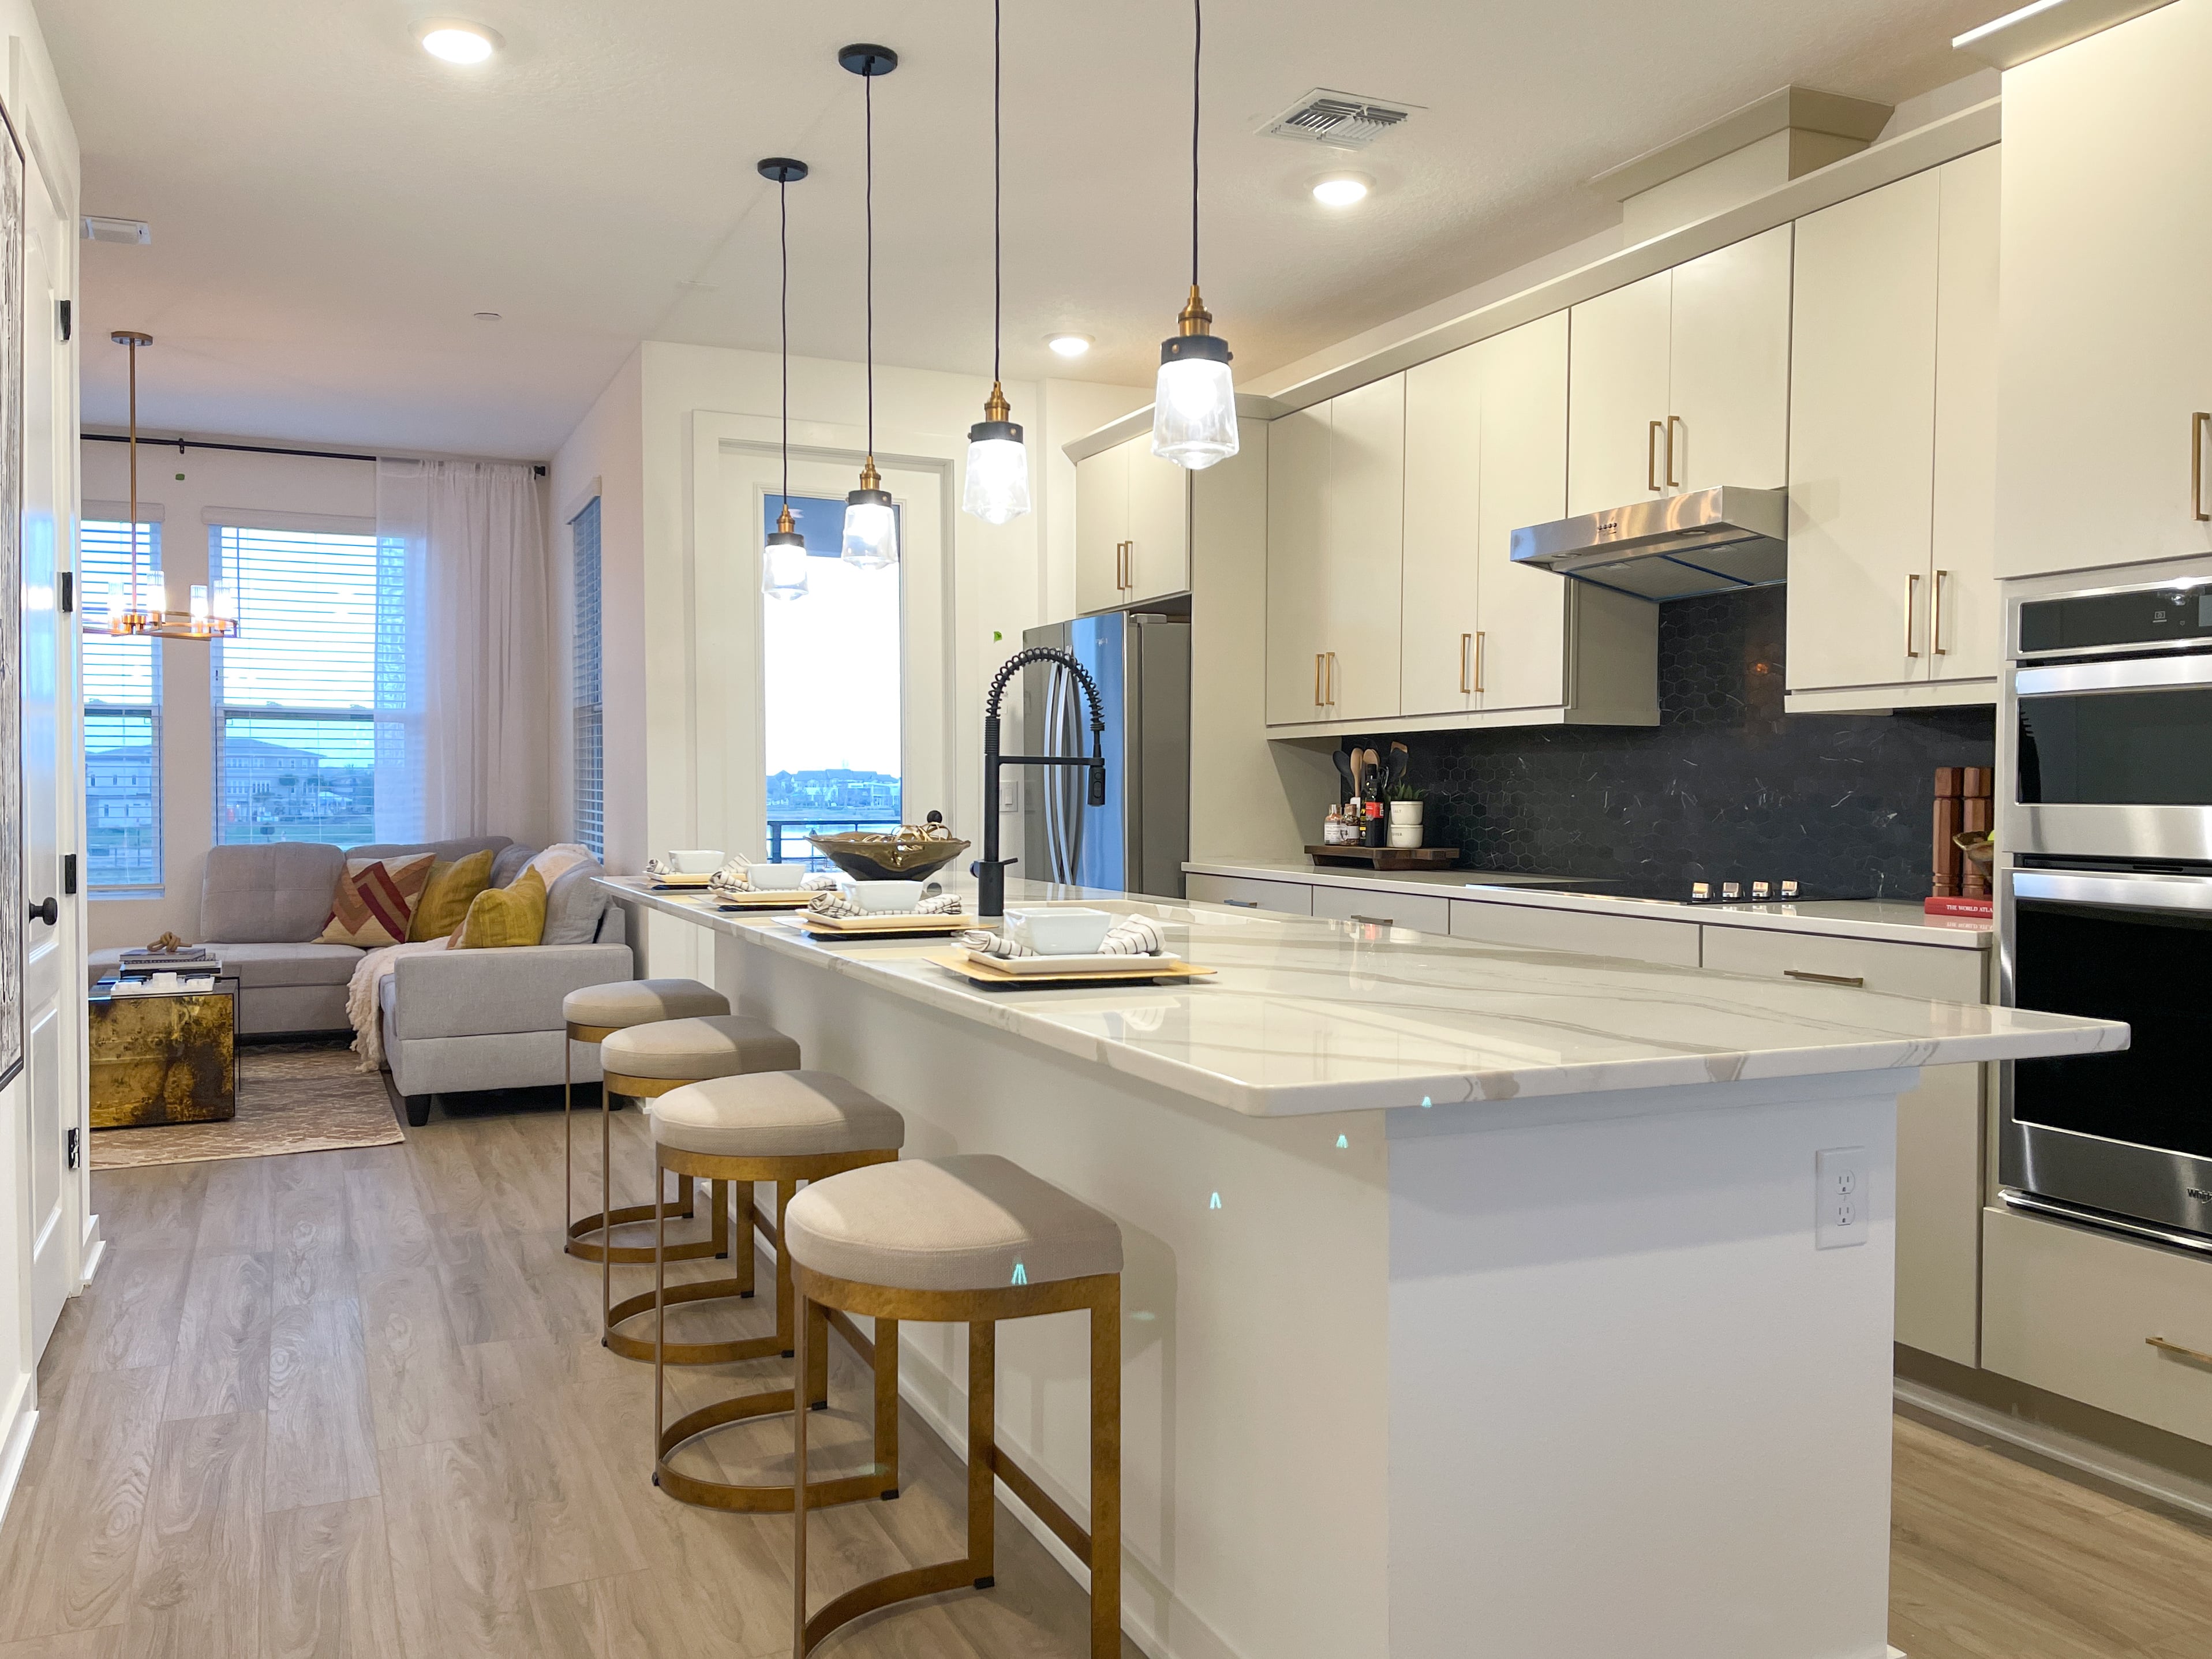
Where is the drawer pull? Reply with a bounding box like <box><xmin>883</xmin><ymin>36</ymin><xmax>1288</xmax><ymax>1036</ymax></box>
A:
<box><xmin>1222</xmin><ymin>898</ymin><xmax>1259</xmax><ymax>909</ymax></box>
<box><xmin>1349</xmin><ymin>915</ymin><xmax>1394</xmax><ymax>927</ymax></box>
<box><xmin>2147</xmin><ymin>1335</ymin><xmax>2212</xmax><ymax>1369</ymax></box>
<box><xmin>1784</xmin><ymin>968</ymin><xmax>1865</xmax><ymax>988</ymax></box>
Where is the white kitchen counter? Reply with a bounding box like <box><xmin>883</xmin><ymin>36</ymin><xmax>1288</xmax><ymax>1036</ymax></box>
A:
<box><xmin>604</xmin><ymin>874</ymin><xmax>2116</xmax><ymax>1659</ymax></box>
<box><xmin>1186</xmin><ymin>855</ymin><xmax>1995</xmax><ymax>948</ymax></box>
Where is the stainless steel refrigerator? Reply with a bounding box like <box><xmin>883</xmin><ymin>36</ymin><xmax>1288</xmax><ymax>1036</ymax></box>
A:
<box><xmin>1020</xmin><ymin>613</ymin><xmax>1190</xmax><ymax>898</ymax></box>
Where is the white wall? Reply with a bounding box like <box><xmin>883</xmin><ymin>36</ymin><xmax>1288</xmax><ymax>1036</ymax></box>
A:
<box><xmin>78</xmin><ymin>440</ymin><xmax>376</xmax><ymax>948</ymax></box>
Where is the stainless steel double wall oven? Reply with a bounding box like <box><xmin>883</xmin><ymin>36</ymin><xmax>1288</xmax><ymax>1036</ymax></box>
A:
<box><xmin>2000</xmin><ymin>555</ymin><xmax>2212</xmax><ymax>1247</ymax></box>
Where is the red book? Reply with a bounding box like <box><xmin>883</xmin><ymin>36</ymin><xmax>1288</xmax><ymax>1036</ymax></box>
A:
<box><xmin>1923</xmin><ymin>895</ymin><xmax>1993</xmax><ymax>919</ymax></box>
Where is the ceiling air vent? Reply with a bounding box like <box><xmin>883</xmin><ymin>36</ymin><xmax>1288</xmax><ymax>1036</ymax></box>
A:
<box><xmin>1260</xmin><ymin>89</ymin><xmax>1418</xmax><ymax>151</ymax></box>
<box><xmin>81</xmin><ymin>215</ymin><xmax>150</xmax><ymax>245</ymax></box>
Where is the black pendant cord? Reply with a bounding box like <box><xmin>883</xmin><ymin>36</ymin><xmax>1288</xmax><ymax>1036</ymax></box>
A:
<box><xmin>1191</xmin><ymin>0</ymin><xmax>1202</xmax><ymax>289</ymax></box>
<box><xmin>993</xmin><ymin>0</ymin><xmax>1002</xmax><ymax>389</ymax></box>
<box><xmin>864</xmin><ymin>66</ymin><xmax>876</xmax><ymax>459</ymax></box>
<box><xmin>778</xmin><ymin>173</ymin><xmax>791</xmax><ymax>512</ymax></box>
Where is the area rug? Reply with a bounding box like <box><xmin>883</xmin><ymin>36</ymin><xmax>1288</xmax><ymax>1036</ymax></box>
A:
<box><xmin>92</xmin><ymin>1040</ymin><xmax>403</xmax><ymax>1169</ymax></box>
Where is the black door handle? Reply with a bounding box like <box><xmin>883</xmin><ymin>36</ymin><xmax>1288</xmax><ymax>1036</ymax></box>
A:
<box><xmin>29</xmin><ymin>896</ymin><xmax>57</xmax><ymax>926</ymax></box>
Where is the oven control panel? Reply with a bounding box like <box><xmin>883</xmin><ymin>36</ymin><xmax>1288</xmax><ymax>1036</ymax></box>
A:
<box><xmin>2019</xmin><ymin>581</ymin><xmax>2212</xmax><ymax>657</ymax></box>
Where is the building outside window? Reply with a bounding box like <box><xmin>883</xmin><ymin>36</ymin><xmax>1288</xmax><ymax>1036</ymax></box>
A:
<box><xmin>81</xmin><ymin>518</ymin><xmax>163</xmax><ymax>891</ymax></box>
<box><xmin>571</xmin><ymin>496</ymin><xmax>604</xmax><ymax>858</ymax></box>
<box><xmin>760</xmin><ymin>494</ymin><xmax>902</xmax><ymax>865</ymax></box>
<box><xmin>211</xmin><ymin>522</ymin><xmax>387</xmax><ymax>847</ymax></box>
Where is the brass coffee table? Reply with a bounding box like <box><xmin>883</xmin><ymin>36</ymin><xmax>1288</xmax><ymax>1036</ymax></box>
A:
<box><xmin>88</xmin><ymin>973</ymin><xmax>241</xmax><ymax>1129</ymax></box>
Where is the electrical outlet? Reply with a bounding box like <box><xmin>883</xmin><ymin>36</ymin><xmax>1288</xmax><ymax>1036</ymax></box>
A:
<box><xmin>1815</xmin><ymin>1147</ymin><xmax>1867</xmax><ymax>1249</ymax></box>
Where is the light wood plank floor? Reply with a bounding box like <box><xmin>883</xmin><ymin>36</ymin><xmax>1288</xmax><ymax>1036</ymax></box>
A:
<box><xmin>6</xmin><ymin>1092</ymin><xmax>2211</xmax><ymax>1657</ymax></box>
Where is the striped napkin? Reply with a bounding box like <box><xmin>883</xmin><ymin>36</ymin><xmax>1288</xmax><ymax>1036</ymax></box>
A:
<box><xmin>961</xmin><ymin>913</ymin><xmax>1166</xmax><ymax>959</ymax></box>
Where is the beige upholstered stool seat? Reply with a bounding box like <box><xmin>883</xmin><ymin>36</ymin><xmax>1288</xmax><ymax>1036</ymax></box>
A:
<box><xmin>601</xmin><ymin>1014</ymin><xmax>801</xmax><ymax>1083</ymax></box>
<box><xmin>563</xmin><ymin>976</ymin><xmax>729</xmax><ymax>1032</ymax></box>
<box><xmin>784</xmin><ymin>1154</ymin><xmax>1122</xmax><ymax>1293</ymax></box>
<box><xmin>650</xmin><ymin>1072</ymin><xmax>905</xmax><ymax>1160</ymax></box>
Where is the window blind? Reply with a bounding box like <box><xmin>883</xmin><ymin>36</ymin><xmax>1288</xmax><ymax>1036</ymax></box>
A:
<box><xmin>211</xmin><ymin>523</ymin><xmax>387</xmax><ymax>847</ymax></box>
<box><xmin>80</xmin><ymin>519</ymin><xmax>162</xmax><ymax>890</ymax></box>
<box><xmin>572</xmin><ymin>497</ymin><xmax>604</xmax><ymax>858</ymax></box>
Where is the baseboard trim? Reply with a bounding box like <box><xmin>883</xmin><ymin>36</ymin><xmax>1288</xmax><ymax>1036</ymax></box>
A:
<box><xmin>77</xmin><ymin>1216</ymin><xmax>105</xmax><ymax>1292</ymax></box>
<box><xmin>1896</xmin><ymin>1376</ymin><xmax>2212</xmax><ymax>1525</ymax></box>
<box><xmin>0</xmin><ymin>1402</ymin><xmax>36</xmax><ymax>1535</ymax></box>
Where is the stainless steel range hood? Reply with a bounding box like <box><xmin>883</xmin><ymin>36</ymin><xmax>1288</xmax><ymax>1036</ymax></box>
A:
<box><xmin>1509</xmin><ymin>486</ymin><xmax>1788</xmax><ymax>600</ymax></box>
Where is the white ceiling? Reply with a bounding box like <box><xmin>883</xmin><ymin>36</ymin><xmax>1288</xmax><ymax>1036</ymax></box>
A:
<box><xmin>47</xmin><ymin>0</ymin><xmax>2010</xmax><ymax>460</ymax></box>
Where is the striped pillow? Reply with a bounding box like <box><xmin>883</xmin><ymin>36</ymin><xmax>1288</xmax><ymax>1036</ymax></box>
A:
<box><xmin>318</xmin><ymin>854</ymin><xmax>436</xmax><ymax>948</ymax></box>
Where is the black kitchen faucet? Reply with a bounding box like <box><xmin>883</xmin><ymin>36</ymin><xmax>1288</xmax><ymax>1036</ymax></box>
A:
<box><xmin>972</xmin><ymin>646</ymin><xmax>1106</xmax><ymax>920</ymax></box>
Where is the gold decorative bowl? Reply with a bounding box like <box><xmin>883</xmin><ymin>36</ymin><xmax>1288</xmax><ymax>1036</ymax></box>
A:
<box><xmin>809</xmin><ymin>827</ymin><xmax>970</xmax><ymax>883</ymax></box>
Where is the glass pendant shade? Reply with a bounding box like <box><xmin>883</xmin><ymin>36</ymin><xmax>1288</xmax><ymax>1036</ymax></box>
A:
<box><xmin>1152</xmin><ymin>332</ymin><xmax>1238</xmax><ymax>470</ymax></box>
<box><xmin>842</xmin><ymin>487</ymin><xmax>898</xmax><ymax>570</ymax></box>
<box><xmin>963</xmin><ymin>420</ymin><xmax>1031</xmax><ymax>525</ymax></box>
<box><xmin>764</xmin><ymin>529</ymin><xmax>810</xmax><ymax>601</ymax></box>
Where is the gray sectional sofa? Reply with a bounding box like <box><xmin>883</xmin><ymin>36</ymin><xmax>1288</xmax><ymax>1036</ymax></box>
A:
<box><xmin>89</xmin><ymin>837</ymin><xmax>634</xmax><ymax>1126</ymax></box>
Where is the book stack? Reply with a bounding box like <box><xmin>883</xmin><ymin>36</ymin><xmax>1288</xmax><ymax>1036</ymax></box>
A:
<box><xmin>118</xmin><ymin>943</ymin><xmax>219</xmax><ymax>974</ymax></box>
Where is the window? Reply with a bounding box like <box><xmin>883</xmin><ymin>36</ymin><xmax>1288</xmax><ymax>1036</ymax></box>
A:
<box><xmin>571</xmin><ymin>497</ymin><xmax>604</xmax><ymax>857</ymax></box>
<box><xmin>211</xmin><ymin>523</ymin><xmax>387</xmax><ymax>847</ymax></box>
<box><xmin>761</xmin><ymin>494</ymin><xmax>902</xmax><ymax>864</ymax></box>
<box><xmin>81</xmin><ymin>519</ymin><xmax>162</xmax><ymax>891</ymax></box>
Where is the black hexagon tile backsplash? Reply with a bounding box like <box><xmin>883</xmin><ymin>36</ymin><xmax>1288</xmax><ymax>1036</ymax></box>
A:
<box><xmin>1379</xmin><ymin>587</ymin><xmax>1993</xmax><ymax>901</ymax></box>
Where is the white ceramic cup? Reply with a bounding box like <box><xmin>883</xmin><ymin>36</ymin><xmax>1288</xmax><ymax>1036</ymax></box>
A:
<box><xmin>1387</xmin><ymin>800</ymin><xmax>1424</xmax><ymax>825</ymax></box>
<box><xmin>1006</xmin><ymin>906</ymin><xmax>1115</xmax><ymax>956</ymax></box>
<box><xmin>668</xmin><ymin>849</ymin><xmax>725</xmax><ymax>875</ymax></box>
<box><xmin>744</xmin><ymin>863</ymin><xmax>812</xmax><ymax>891</ymax></box>
<box><xmin>1386</xmin><ymin>823</ymin><xmax>1424</xmax><ymax>849</ymax></box>
<box><xmin>841</xmin><ymin>879</ymin><xmax>927</xmax><ymax>913</ymax></box>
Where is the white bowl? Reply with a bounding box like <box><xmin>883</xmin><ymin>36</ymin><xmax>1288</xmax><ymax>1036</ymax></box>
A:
<box><xmin>667</xmin><ymin>849</ymin><xmax>725</xmax><ymax>875</ymax></box>
<box><xmin>840</xmin><ymin>879</ymin><xmax>926</xmax><ymax>913</ymax></box>
<box><xmin>744</xmin><ymin>863</ymin><xmax>812</xmax><ymax>891</ymax></box>
<box><xmin>1006</xmin><ymin>906</ymin><xmax>1115</xmax><ymax>956</ymax></box>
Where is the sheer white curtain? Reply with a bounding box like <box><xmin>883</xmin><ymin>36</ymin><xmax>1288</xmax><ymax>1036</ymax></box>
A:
<box><xmin>375</xmin><ymin>459</ymin><xmax>553</xmax><ymax>844</ymax></box>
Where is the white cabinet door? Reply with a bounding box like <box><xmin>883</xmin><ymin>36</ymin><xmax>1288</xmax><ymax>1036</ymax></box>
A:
<box><xmin>1309</xmin><ymin>883</ymin><xmax>1455</xmax><ymax>935</ymax></box>
<box><xmin>1185</xmin><ymin>873</ymin><xmax>1314</xmax><ymax>916</ymax></box>
<box><xmin>1785</xmin><ymin>169</ymin><xmax>1941</xmax><ymax>695</ymax></box>
<box><xmin>1930</xmin><ymin>148</ymin><xmax>2002</xmax><ymax>686</ymax></box>
<box><xmin>1567</xmin><ymin>269</ymin><xmax>1671</xmax><ymax>516</ymax></box>
<box><xmin>1128</xmin><ymin>442</ymin><xmax>1191</xmax><ymax>603</ymax></box>
<box><xmin>1075</xmin><ymin>441</ymin><xmax>1131</xmax><ymax>615</ymax></box>
<box><xmin>1997</xmin><ymin>2</ymin><xmax>2212</xmax><ymax>578</ymax></box>
<box><xmin>1323</xmin><ymin>375</ymin><xmax>1406</xmax><ymax>724</ymax></box>
<box><xmin>1474</xmin><ymin>313</ymin><xmax>1571</xmax><ymax>713</ymax></box>
<box><xmin>1401</xmin><ymin>346</ymin><xmax>1483</xmax><ymax>717</ymax></box>
<box><xmin>1449</xmin><ymin>897</ymin><xmax>1702</xmax><ymax>966</ymax></box>
<box><xmin>1668</xmin><ymin>226</ymin><xmax>1792</xmax><ymax>493</ymax></box>
<box><xmin>1265</xmin><ymin>406</ymin><xmax>1333</xmax><ymax>724</ymax></box>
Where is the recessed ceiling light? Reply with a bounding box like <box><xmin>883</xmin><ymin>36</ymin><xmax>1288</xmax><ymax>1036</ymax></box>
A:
<box><xmin>473</xmin><ymin>311</ymin><xmax>501</xmax><ymax>321</ymax></box>
<box><xmin>417</xmin><ymin>20</ymin><xmax>501</xmax><ymax>63</ymax></box>
<box><xmin>1311</xmin><ymin>172</ymin><xmax>1373</xmax><ymax>208</ymax></box>
<box><xmin>1045</xmin><ymin>333</ymin><xmax>1092</xmax><ymax>358</ymax></box>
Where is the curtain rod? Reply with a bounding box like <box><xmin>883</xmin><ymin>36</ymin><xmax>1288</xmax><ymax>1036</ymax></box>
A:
<box><xmin>80</xmin><ymin>430</ymin><xmax>548</xmax><ymax>476</ymax></box>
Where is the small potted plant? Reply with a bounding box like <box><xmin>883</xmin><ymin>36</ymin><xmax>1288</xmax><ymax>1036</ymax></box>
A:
<box><xmin>1385</xmin><ymin>784</ymin><xmax>1426</xmax><ymax>849</ymax></box>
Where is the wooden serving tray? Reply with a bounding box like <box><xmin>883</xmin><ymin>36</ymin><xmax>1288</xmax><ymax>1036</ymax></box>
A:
<box><xmin>1305</xmin><ymin>845</ymin><xmax>1460</xmax><ymax>871</ymax></box>
<box><xmin>789</xmin><ymin>912</ymin><xmax>972</xmax><ymax>939</ymax></box>
<box><xmin>931</xmin><ymin>950</ymin><xmax>1217</xmax><ymax>988</ymax></box>
<box><xmin>713</xmin><ymin>891</ymin><xmax>814</xmax><ymax>911</ymax></box>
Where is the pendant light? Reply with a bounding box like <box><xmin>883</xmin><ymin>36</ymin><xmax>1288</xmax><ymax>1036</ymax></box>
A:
<box><xmin>839</xmin><ymin>43</ymin><xmax>899</xmax><ymax>570</ymax></box>
<box><xmin>759</xmin><ymin>156</ymin><xmax>813</xmax><ymax>602</ymax></box>
<box><xmin>95</xmin><ymin>331</ymin><xmax>237</xmax><ymax>641</ymax></box>
<box><xmin>961</xmin><ymin>0</ymin><xmax>1031</xmax><ymax>525</ymax></box>
<box><xmin>1150</xmin><ymin>0</ymin><xmax>1238</xmax><ymax>471</ymax></box>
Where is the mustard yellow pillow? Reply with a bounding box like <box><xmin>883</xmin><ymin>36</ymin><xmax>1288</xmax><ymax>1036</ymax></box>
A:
<box><xmin>452</xmin><ymin>866</ymin><xmax>547</xmax><ymax>949</ymax></box>
<box><xmin>409</xmin><ymin>848</ymin><xmax>495</xmax><ymax>941</ymax></box>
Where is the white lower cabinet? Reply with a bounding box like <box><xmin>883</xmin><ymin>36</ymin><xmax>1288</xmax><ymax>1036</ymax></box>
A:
<box><xmin>1983</xmin><ymin>1205</ymin><xmax>2212</xmax><ymax>1447</ymax></box>
<box><xmin>1185</xmin><ymin>874</ymin><xmax>1313</xmax><ymax>916</ymax></box>
<box><xmin>1309</xmin><ymin>883</ymin><xmax>1454</xmax><ymax>935</ymax></box>
<box><xmin>1447</xmin><ymin>898</ymin><xmax>1701</xmax><ymax>967</ymax></box>
<box><xmin>1698</xmin><ymin>926</ymin><xmax>1988</xmax><ymax>1366</ymax></box>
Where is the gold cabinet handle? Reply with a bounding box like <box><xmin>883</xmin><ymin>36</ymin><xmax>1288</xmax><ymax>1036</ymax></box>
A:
<box><xmin>1222</xmin><ymin>898</ymin><xmax>1259</xmax><ymax>908</ymax></box>
<box><xmin>1647</xmin><ymin>421</ymin><xmax>1663</xmax><ymax>493</ymax></box>
<box><xmin>1459</xmin><ymin>633</ymin><xmax>1473</xmax><ymax>695</ymax></box>
<box><xmin>1349</xmin><ymin>915</ymin><xmax>1395</xmax><ymax>927</ymax></box>
<box><xmin>1785</xmin><ymin>968</ymin><xmax>1865</xmax><ymax>987</ymax></box>
<box><xmin>1666</xmin><ymin>415</ymin><xmax>1683</xmax><ymax>488</ymax></box>
<box><xmin>2195</xmin><ymin>413</ymin><xmax>2210</xmax><ymax>523</ymax></box>
<box><xmin>1474</xmin><ymin>631</ymin><xmax>1485</xmax><ymax>693</ymax></box>
<box><xmin>1315</xmin><ymin>652</ymin><xmax>1325</xmax><ymax>707</ymax></box>
<box><xmin>2149</xmin><ymin>1334</ymin><xmax>2212</xmax><ymax>1368</ymax></box>
<box><xmin>1932</xmin><ymin>569</ymin><xmax>1949</xmax><ymax>656</ymax></box>
<box><xmin>1327</xmin><ymin>651</ymin><xmax>1338</xmax><ymax>706</ymax></box>
<box><xmin>1905</xmin><ymin>572</ymin><xmax>1922</xmax><ymax>659</ymax></box>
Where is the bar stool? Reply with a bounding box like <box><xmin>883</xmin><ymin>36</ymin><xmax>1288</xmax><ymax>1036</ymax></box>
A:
<box><xmin>597</xmin><ymin>1013</ymin><xmax>803</xmax><ymax>1358</ymax></box>
<box><xmin>562</xmin><ymin>978</ymin><xmax>731</xmax><ymax>1264</ymax></box>
<box><xmin>785</xmin><ymin>1155</ymin><xmax>1124</xmax><ymax>1659</ymax></box>
<box><xmin>648</xmin><ymin>1071</ymin><xmax>905</xmax><ymax>1513</ymax></box>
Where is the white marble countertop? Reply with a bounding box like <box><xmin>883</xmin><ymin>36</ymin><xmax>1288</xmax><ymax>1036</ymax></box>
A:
<box><xmin>1184</xmin><ymin>859</ymin><xmax>1993</xmax><ymax>949</ymax></box>
<box><xmin>604</xmin><ymin>876</ymin><xmax>2114</xmax><ymax>1118</ymax></box>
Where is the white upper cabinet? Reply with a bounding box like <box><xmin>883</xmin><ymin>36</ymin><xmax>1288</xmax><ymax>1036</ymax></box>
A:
<box><xmin>1264</xmin><ymin>406</ymin><xmax>1333</xmax><ymax>725</ymax></box>
<box><xmin>1471</xmin><ymin>313</ymin><xmax>1571</xmax><ymax>713</ymax></box>
<box><xmin>1787</xmin><ymin>151</ymin><xmax>2001</xmax><ymax>706</ymax></box>
<box><xmin>1567</xmin><ymin>226</ymin><xmax>1791</xmax><ymax>517</ymax></box>
<box><xmin>1075</xmin><ymin>433</ymin><xmax>1189</xmax><ymax>612</ymax></box>
<box><xmin>1401</xmin><ymin>346</ymin><xmax>1485</xmax><ymax>717</ymax></box>
<box><xmin>1320</xmin><ymin>376</ymin><xmax>1407</xmax><ymax>724</ymax></box>
<box><xmin>1996</xmin><ymin>1</ymin><xmax>2212</xmax><ymax>578</ymax></box>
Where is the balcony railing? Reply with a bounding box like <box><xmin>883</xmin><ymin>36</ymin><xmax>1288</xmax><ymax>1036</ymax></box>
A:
<box><xmin>765</xmin><ymin>815</ymin><xmax>903</xmax><ymax>867</ymax></box>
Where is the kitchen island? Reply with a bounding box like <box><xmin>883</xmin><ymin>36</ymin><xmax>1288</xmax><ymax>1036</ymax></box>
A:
<box><xmin>604</xmin><ymin>876</ymin><xmax>2122</xmax><ymax>1659</ymax></box>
